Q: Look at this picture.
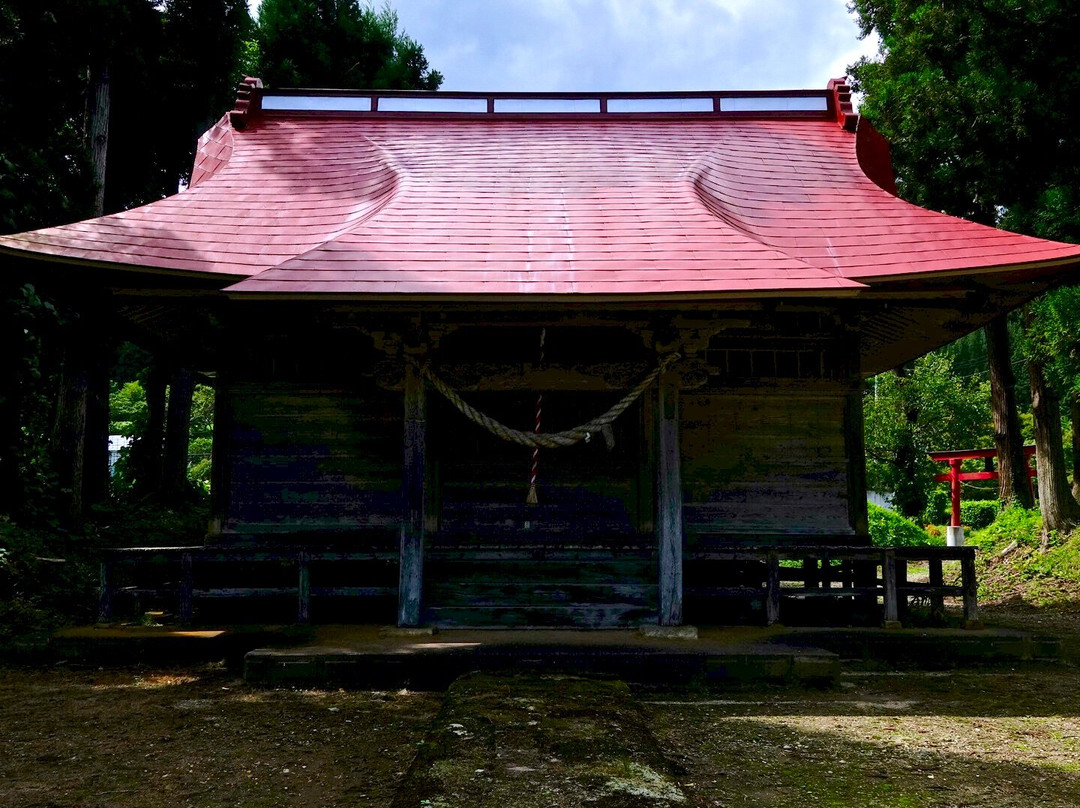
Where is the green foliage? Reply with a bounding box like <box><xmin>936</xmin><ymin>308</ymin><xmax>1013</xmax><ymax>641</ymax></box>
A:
<box><xmin>0</xmin><ymin>516</ymin><xmax>99</xmax><ymax>654</ymax></box>
<box><xmin>110</xmin><ymin>381</ymin><xmax>148</xmax><ymax>439</ymax></box>
<box><xmin>966</xmin><ymin>507</ymin><xmax>1080</xmax><ymax>608</ymax></box>
<box><xmin>864</xmin><ymin>351</ymin><xmax>992</xmax><ymax>518</ymax></box>
<box><xmin>960</xmin><ymin>499</ymin><xmax>999</xmax><ymax>531</ymax></box>
<box><xmin>852</xmin><ymin>3</ymin><xmax>1080</xmax><ymax>528</ymax></box>
<box><xmin>921</xmin><ymin>487</ymin><xmax>949</xmax><ymax>526</ymax></box>
<box><xmin>0</xmin><ymin>283</ymin><xmax>67</xmax><ymax>524</ymax></box>
<box><xmin>851</xmin><ymin>0</ymin><xmax>1080</xmax><ymax>232</ymax></box>
<box><xmin>968</xmin><ymin>506</ymin><xmax>1042</xmax><ymax>553</ymax></box>
<box><xmin>867</xmin><ymin>503</ymin><xmax>938</xmax><ymax>547</ymax></box>
<box><xmin>107</xmin><ymin>379</ymin><xmax>214</xmax><ymax>493</ymax></box>
<box><xmin>1028</xmin><ymin>530</ymin><xmax>1080</xmax><ymax>581</ymax></box>
<box><xmin>188</xmin><ymin>384</ymin><xmax>215</xmax><ymax>491</ymax></box>
<box><xmin>1019</xmin><ymin>286</ymin><xmax>1080</xmax><ymax>398</ymax></box>
<box><xmin>0</xmin><ymin>0</ymin><xmax>252</xmax><ymax>231</ymax></box>
<box><xmin>255</xmin><ymin>0</ymin><xmax>442</xmax><ymax>89</ymax></box>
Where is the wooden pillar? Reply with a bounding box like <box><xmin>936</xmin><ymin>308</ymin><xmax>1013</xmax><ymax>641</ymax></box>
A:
<box><xmin>961</xmin><ymin>550</ymin><xmax>980</xmax><ymax>627</ymax></box>
<box><xmin>208</xmin><ymin>372</ymin><xmax>231</xmax><ymax>536</ymax></box>
<box><xmin>928</xmin><ymin>557</ymin><xmax>945</xmax><ymax>619</ymax></box>
<box><xmin>54</xmin><ymin>356</ymin><xmax>89</xmax><ymax>524</ymax></box>
<box><xmin>179</xmin><ymin>551</ymin><xmax>193</xmax><ymax>622</ymax></box>
<box><xmin>656</xmin><ymin>370</ymin><xmax>683</xmax><ymax>626</ymax></box>
<box><xmin>843</xmin><ymin>385</ymin><xmax>870</xmax><ymax>537</ymax></box>
<box><xmin>882</xmin><ymin>549</ymin><xmax>900</xmax><ymax>628</ymax></box>
<box><xmin>398</xmin><ymin>359</ymin><xmax>427</xmax><ymax>627</ymax></box>
<box><xmin>298</xmin><ymin>549</ymin><xmax>311</xmax><ymax>623</ymax></box>
<box><xmin>83</xmin><ymin>338</ymin><xmax>112</xmax><ymax>507</ymax></box>
<box><xmin>98</xmin><ymin>558</ymin><xmax>114</xmax><ymax>622</ymax></box>
<box><xmin>162</xmin><ymin>367</ymin><xmax>195</xmax><ymax>502</ymax></box>
<box><xmin>765</xmin><ymin>551</ymin><xmax>781</xmax><ymax>626</ymax></box>
<box><xmin>128</xmin><ymin>361</ymin><xmax>167</xmax><ymax>496</ymax></box>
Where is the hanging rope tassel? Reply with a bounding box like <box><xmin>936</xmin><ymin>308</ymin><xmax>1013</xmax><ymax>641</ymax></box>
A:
<box><xmin>526</xmin><ymin>392</ymin><xmax>542</xmax><ymax>504</ymax></box>
<box><xmin>526</xmin><ymin>328</ymin><xmax>546</xmax><ymax>504</ymax></box>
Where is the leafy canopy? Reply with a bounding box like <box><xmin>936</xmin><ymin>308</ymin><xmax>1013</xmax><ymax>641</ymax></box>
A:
<box><xmin>255</xmin><ymin>0</ymin><xmax>442</xmax><ymax>89</ymax></box>
<box><xmin>851</xmin><ymin>0</ymin><xmax>1080</xmax><ymax>231</ymax></box>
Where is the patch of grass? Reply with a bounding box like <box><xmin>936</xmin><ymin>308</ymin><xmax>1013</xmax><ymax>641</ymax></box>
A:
<box><xmin>968</xmin><ymin>506</ymin><xmax>1042</xmax><ymax>553</ymax></box>
<box><xmin>969</xmin><ymin>508</ymin><xmax>1080</xmax><ymax>609</ymax></box>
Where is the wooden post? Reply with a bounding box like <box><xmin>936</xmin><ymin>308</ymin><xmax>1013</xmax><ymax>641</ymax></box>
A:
<box><xmin>765</xmin><ymin>551</ymin><xmax>781</xmax><ymax>626</ymax></box>
<box><xmin>961</xmin><ymin>550</ymin><xmax>980</xmax><ymax>627</ymax></box>
<box><xmin>656</xmin><ymin>371</ymin><xmax>683</xmax><ymax>626</ymax></box>
<box><xmin>163</xmin><ymin>368</ymin><xmax>195</xmax><ymax>503</ymax></box>
<box><xmin>843</xmin><ymin>385</ymin><xmax>870</xmax><ymax>536</ymax></box>
<box><xmin>637</xmin><ymin>392</ymin><xmax>656</xmax><ymax>535</ymax></box>
<box><xmin>98</xmin><ymin>559</ymin><xmax>113</xmax><ymax>622</ymax></box>
<box><xmin>398</xmin><ymin>359</ymin><xmax>427</xmax><ymax>627</ymax></box>
<box><xmin>928</xmin><ymin>556</ymin><xmax>945</xmax><ymax>619</ymax></box>
<box><xmin>298</xmin><ymin>549</ymin><xmax>311</xmax><ymax>623</ymax></box>
<box><xmin>179</xmin><ymin>551</ymin><xmax>193</xmax><ymax>622</ymax></box>
<box><xmin>882</xmin><ymin>550</ymin><xmax>900</xmax><ymax>628</ymax></box>
<box><xmin>208</xmin><ymin>371</ymin><xmax>231</xmax><ymax>536</ymax></box>
<box><xmin>802</xmin><ymin>557</ymin><xmax>819</xmax><ymax>589</ymax></box>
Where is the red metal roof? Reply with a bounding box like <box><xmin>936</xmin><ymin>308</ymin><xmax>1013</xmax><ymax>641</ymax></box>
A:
<box><xmin>3</xmin><ymin>80</ymin><xmax>1079</xmax><ymax>297</ymax></box>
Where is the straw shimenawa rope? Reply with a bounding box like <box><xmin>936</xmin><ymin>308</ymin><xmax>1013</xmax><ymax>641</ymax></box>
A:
<box><xmin>413</xmin><ymin>353</ymin><xmax>681</xmax><ymax>450</ymax></box>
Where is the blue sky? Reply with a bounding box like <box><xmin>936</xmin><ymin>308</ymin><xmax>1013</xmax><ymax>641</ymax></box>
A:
<box><xmin>380</xmin><ymin>0</ymin><xmax>878</xmax><ymax>92</ymax></box>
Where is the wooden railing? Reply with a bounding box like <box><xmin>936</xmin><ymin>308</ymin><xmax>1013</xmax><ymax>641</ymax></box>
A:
<box><xmin>686</xmin><ymin>545</ymin><xmax>979</xmax><ymax>627</ymax></box>
<box><xmin>98</xmin><ymin>546</ymin><xmax>397</xmax><ymax>624</ymax></box>
<box><xmin>99</xmin><ymin>543</ymin><xmax>979</xmax><ymax>628</ymax></box>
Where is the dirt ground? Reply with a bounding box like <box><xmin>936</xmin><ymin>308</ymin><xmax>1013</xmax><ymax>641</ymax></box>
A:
<box><xmin>2</xmin><ymin>612</ymin><xmax>1079</xmax><ymax>807</ymax></box>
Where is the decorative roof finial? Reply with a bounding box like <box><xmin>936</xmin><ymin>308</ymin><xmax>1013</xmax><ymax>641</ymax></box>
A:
<box><xmin>230</xmin><ymin>77</ymin><xmax>264</xmax><ymax>130</ymax></box>
<box><xmin>827</xmin><ymin>77</ymin><xmax>858</xmax><ymax>132</ymax></box>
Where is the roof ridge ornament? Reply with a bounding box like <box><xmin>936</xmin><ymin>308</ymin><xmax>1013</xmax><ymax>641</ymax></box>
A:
<box><xmin>827</xmin><ymin>77</ymin><xmax>858</xmax><ymax>132</ymax></box>
<box><xmin>230</xmin><ymin>77</ymin><xmax>264</xmax><ymax>130</ymax></box>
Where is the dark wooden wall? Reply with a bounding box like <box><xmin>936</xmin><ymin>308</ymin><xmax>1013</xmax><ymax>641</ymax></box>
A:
<box><xmin>223</xmin><ymin>379</ymin><xmax>401</xmax><ymax>540</ymax></box>
<box><xmin>209</xmin><ymin>309</ymin><xmax>867</xmax><ymax>625</ymax></box>
<box><xmin>681</xmin><ymin>388</ymin><xmax>853</xmax><ymax>540</ymax></box>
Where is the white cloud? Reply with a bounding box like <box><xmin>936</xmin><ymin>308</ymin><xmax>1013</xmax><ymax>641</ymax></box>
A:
<box><xmin>256</xmin><ymin>0</ymin><xmax>871</xmax><ymax>93</ymax></box>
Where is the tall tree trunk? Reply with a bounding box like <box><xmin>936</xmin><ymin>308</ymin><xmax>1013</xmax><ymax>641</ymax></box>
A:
<box><xmin>985</xmin><ymin>316</ymin><xmax>1033</xmax><ymax>508</ymax></box>
<box><xmin>162</xmin><ymin>368</ymin><xmax>194</xmax><ymax>503</ymax></box>
<box><xmin>1028</xmin><ymin>358</ymin><xmax>1080</xmax><ymax>545</ymax></box>
<box><xmin>1071</xmin><ymin>392</ymin><xmax>1080</xmax><ymax>501</ymax></box>
<box><xmin>88</xmin><ymin>65</ymin><xmax>110</xmax><ymax>216</ymax></box>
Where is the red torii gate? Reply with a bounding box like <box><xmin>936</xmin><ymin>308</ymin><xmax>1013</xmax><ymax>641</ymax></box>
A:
<box><xmin>928</xmin><ymin>446</ymin><xmax>1036</xmax><ymax>544</ymax></box>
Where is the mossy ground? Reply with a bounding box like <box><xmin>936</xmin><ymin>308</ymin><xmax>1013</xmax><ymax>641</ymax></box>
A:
<box><xmin>2</xmin><ymin>648</ymin><xmax>1079</xmax><ymax>807</ymax></box>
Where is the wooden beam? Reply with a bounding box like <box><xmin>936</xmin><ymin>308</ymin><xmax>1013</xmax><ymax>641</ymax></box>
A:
<box><xmin>843</xmin><ymin>386</ymin><xmax>870</xmax><ymax>535</ymax></box>
<box><xmin>179</xmin><ymin>551</ymin><xmax>193</xmax><ymax>622</ymax></box>
<box><xmin>298</xmin><ymin>550</ymin><xmax>311</xmax><ymax>623</ymax></box>
<box><xmin>98</xmin><ymin>560</ymin><xmax>113</xmax><ymax>622</ymax></box>
<box><xmin>208</xmin><ymin>371</ymin><xmax>231</xmax><ymax>536</ymax></box>
<box><xmin>882</xmin><ymin>550</ymin><xmax>900</xmax><ymax>628</ymax></box>
<box><xmin>656</xmin><ymin>370</ymin><xmax>683</xmax><ymax>626</ymax></box>
<box><xmin>398</xmin><ymin>359</ymin><xmax>427</xmax><ymax>627</ymax></box>
<box><xmin>765</xmin><ymin>551</ymin><xmax>781</xmax><ymax>625</ymax></box>
<box><xmin>162</xmin><ymin>367</ymin><xmax>194</xmax><ymax>503</ymax></box>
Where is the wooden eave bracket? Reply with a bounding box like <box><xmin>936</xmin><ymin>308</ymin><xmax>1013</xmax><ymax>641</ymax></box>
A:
<box><xmin>827</xmin><ymin>77</ymin><xmax>858</xmax><ymax>132</ymax></box>
<box><xmin>230</xmin><ymin>77</ymin><xmax>264</xmax><ymax>130</ymax></box>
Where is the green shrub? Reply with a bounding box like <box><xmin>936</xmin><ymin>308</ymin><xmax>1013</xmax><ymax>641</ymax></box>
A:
<box><xmin>960</xmin><ymin>499</ymin><xmax>999</xmax><ymax>530</ymax></box>
<box><xmin>968</xmin><ymin>506</ymin><xmax>1042</xmax><ymax>553</ymax></box>
<box><xmin>868</xmin><ymin>503</ymin><xmax>940</xmax><ymax>547</ymax></box>
<box><xmin>921</xmin><ymin>487</ymin><xmax>950</xmax><ymax>526</ymax></box>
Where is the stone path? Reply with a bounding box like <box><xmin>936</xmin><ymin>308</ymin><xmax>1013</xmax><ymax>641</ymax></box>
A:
<box><xmin>391</xmin><ymin>673</ymin><xmax>688</xmax><ymax>807</ymax></box>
